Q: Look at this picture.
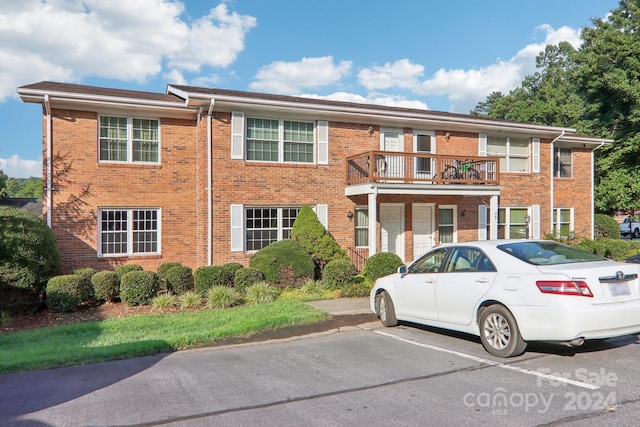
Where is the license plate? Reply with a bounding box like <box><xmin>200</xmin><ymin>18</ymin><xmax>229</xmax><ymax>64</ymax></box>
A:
<box><xmin>610</xmin><ymin>283</ymin><xmax>631</xmax><ymax>297</ymax></box>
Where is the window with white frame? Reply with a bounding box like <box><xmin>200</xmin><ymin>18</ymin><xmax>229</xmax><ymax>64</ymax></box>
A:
<box><xmin>354</xmin><ymin>207</ymin><xmax>369</xmax><ymax>247</ymax></box>
<box><xmin>438</xmin><ymin>206</ymin><xmax>456</xmax><ymax>244</ymax></box>
<box><xmin>487</xmin><ymin>135</ymin><xmax>530</xmax><ymax>173</ymax></box>
<box><xmin>554</xmin><ymin>147</ymin><xmax>572</xmax><ymax>178</ymax></box>
<box><xmin>245</xmin><ymin>207</ymin><xmax>301</xmax><ymax>251</ymax></box>
<box><xmin>498</xmin><ymin>207</ymin><xmax>529</xmax><ymax>239</ymax></box>
<box><xmin>246</xmin><ymin>118</ymin><xmax>314</xmax><ymax>163</ymax></box>
<box><xmin>553</xmin><ymin>208</ymin><xmax>573</xmax><ymax>237</ymax></box>
<box><xmin>99</xmin><ymin>116</ymin><xmax>159</xmax><ymax>163</ymax></box>
<box><xmin>99</xmin><ymin>208</ymin><xmax>160</xmax><ymax>256</ymax></box>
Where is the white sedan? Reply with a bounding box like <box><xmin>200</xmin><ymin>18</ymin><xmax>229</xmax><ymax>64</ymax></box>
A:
<box><xmin>370</xmin><ymin>240</ymin><xmax>640</xmax><ymax>357</ymax></box>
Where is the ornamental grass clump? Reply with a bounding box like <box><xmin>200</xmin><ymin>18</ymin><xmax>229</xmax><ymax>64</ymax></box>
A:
<box><xmin>205</xmin><ymin>286</ymin><xmax>240</xmax><ymax>309</ymax></box>
<box><xmin>245</xmin><ymin>282</ymin><xmax>280</xmax><ymax>305</ymax></box>
<box><xmin>152</xmin><ymin>293</ymin><xmax>178</xmax><ymax>310</ymax></box>
<box><xmin>179</xmin><ymin>291</ymin><xmax>202</xmax><ymax>309</ymax></box>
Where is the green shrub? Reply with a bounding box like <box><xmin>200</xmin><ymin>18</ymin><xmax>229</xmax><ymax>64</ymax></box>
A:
<box><xmin>249</xmin><ymin>240</ymin><xmax>315</xmax><ymax>287</ymax></box>
<box><xmin>194</xmin><ymin>265</ymin><xmax>227</xmax><ymax>295</ymax></box>
<box><xmin>0</xmin><ymin>205</ymin><xmax>61</xmax><ymax>293</ymax></box>
<box><xmin>115</xmin><ymin>264</ymin><xmax>144</xmax><ymax>279</ymax></box>
<box><xmin>362</xmin><ymin>252</ymin><xmax>404</xmax><ymax>281</ymax></box>
<box><xmin>156</xmin><ymin>262</ymin><xmax>182</xmax><ymax>288</ymax></box>
<box><xmin>595</xmin><ymin>214</ymin><xmax>621</xmax><ymax>239</ymax></box>
<box><xmin>91</xmin><ymin>271</ymin><xmax>120</xmax><ymax>302</ymax></box>
<box><xmin>291</xmin><ymin>205</ymin><xmax>348</xmax><ymax>274</ymax></box>
<box><xmin>233</xmin><ymin>267</ymin><xmax>264</xmax><ymax>294</ymax></box>
<box><xmin>119</xmin><ymin>271</ymin><xmax>160</xmax><ymax>306</ymax></box>
<box><xmin>152</xmin><ymin>293</ymin><xmax>178</xmax><ymax>310</ymax></box>
<box><xmin>0</xmin><ymin>311</ymin><xmax>9</xmax><ymax>326</ymax></box>
<box><xmin>72</xmin><ymin>267</ymin><xmax>96</xmax><ymax>301</ymax></box>
<box><xmin>571</xmin><ymin>238</ymin><xmax>640</xmax><ymax>261</ymax></box>
<box><xmin>222</xmin><ymin>262</ymin><xmax>245</xmax><ymax>284</ymax></box>
<box><xmin>300</xmin><ymin>279</ymin><xmax>330</xmax><ymax>296</ymax></box>
<box><xmin>165</xmin><ymin>265</ymin><xmax>194</xmax><ymax>294</ymax></box>
<box><xmin>245</xmin><ymin>282</ymin><xmax>280</xmax><ymax>305</ymax></box>
<box><xmin>322</xmin><ymin>258</ymin><xmax>357</xmax><ymax>288</ymax></box>
<box><xmin>205</xmin><ymin>286</ymin><xmax>240</xmax><ymax>309</ymax></box>
<box><xmin>179</xmin><ymin>291</ymin><xmax>202</xmax><ymax>309</ymax></box>
<box><xmin>46</xmin><ymin>275</ymin><xmax>85</xmax><ymax>312</ymax></box>
<box><xmin>339</xmin><ymin>281</ymin><xmax>373</xmax><ymax>297</ymax></box>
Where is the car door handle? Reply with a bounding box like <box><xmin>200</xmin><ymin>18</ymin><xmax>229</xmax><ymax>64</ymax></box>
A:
<box><xmin>425</xmin><ymin>278</ymin><xmax>436</xmax><ymax>284</ymax></box>
<box><xmin>476</xmin><ymin>278</ymin><xmax>490</xmax><ymax>283</ymax></box>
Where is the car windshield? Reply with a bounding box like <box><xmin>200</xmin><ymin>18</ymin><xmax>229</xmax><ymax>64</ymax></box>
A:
<box><xmin>497</xmin><ymin>241</ymin><xmax>607</xmax><ymax>265</ymax></box>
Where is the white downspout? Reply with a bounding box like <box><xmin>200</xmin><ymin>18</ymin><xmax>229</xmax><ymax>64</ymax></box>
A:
<box><xmin>549</xmin><ymin>130</ymin><xmax>566</xmax><ymax>236</ymax></box>
<box><xmin>207</xmin><ymin>99</ymin><xmax>215</xmax><ymax>265</ymax></box>
<box><xmin>44</xmin><ymin>94</ymin><xmax>52</xmax><ymax>227</ymax></box>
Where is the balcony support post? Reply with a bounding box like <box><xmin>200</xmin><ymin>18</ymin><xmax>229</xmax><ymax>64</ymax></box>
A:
<box><xmin>368</xmin><ymin>189</ymin><xmax>378</xmax><ymax>257</ymax></box>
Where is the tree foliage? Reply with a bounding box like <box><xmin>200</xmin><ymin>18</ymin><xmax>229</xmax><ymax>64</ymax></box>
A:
<box><xmin>290</xmin><ymin>204</ymin><xmax>347</xmax><ymax>273</ymax></box>
<box><xmin>472</xmin><ymin>1</ymin><xmax>640</xmax><ymax>213</ymax></box>
<box><xmin>4</xmin><ymin>177</ymin><xmax>43</xmax><ymax>198</ymax></box>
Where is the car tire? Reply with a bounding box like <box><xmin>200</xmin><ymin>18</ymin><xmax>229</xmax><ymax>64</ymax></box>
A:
<box><xmin>376</xmin><ymin>291</ymin><xmax>398</xmax><ymax>327</ymax></box>
<box><xmin>479</xmin><ymin>305</ymin><xmax>527</xmax><ymax>357</ymax></box>
<box><xmin>634</xmin><ymin>228</ymin><xmax>640</xmax><ymax>239</ymax></box>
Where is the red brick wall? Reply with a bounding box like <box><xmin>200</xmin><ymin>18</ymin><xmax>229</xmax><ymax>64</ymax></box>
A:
<box><xmin>47</xmin><ymin>109</ymin><xmax>199</xmax><ymax>273</ymax></box>
<box><xmin>45</xmin><ymin>106</ymin><xmax>594</xmax><ymax>272</ymax></box>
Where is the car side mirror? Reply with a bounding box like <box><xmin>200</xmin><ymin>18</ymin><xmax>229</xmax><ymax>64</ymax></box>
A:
<box><xmin>398</xmin><ymin>265</ymin><xmax>408</xmax><ymax>277</ymax></box>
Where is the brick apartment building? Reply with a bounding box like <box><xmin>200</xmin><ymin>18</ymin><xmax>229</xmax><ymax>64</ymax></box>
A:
<box><xmin>18</xmin><ymin>81</ymin><xmax>608</xmax><ymax>273</ymax></box>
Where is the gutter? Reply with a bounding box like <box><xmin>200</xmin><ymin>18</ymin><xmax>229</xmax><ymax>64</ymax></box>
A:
<box><xmin>44</xmin><ymin>94</ymin><xmax>52</xmax><ymax>227</ymax></box>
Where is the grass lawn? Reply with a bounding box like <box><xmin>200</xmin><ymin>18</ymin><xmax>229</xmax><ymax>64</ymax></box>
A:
<box><xmin>0</xmin><ymin>299</ymin><xmax>327</xmax><ymax>373</ymax></box>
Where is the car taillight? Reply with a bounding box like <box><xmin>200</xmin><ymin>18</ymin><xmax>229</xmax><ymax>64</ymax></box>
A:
<box><xmin>536</xmin><ymin>280</ymin><xmax>593</xmax><ymax>297</ymax></box>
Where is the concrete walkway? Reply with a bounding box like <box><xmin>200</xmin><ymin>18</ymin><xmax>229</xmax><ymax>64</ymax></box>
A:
<box><xmin>305</xmin><ymin>297</ymin><xmax>372</xmax><ymax>315</ymax></box>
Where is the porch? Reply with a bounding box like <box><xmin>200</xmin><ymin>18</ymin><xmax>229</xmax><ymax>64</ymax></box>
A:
<box><xmin>344</xmin><ymin>152</ymin><xmax>503</xmax><ymax>264</ymax></box>
<box><xmin>346</xmin><ymin>151</ymin><xmax>500</xmax><ymax>186</ymax></box>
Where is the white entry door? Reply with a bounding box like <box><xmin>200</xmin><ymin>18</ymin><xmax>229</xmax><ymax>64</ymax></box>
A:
<box><xmin>381</xmin><ymin>203</ymin><xmax>405</xmax><ymax>261</ymax></box>
<box><xmin>380</xmin><ymin>128</ymin><xmax>404</xmax><ymax>179</ymax></box>
<box><xmin>413</xmin><ymin>204</ymin><xmax>434</xmax><ymax>259</ymax></box>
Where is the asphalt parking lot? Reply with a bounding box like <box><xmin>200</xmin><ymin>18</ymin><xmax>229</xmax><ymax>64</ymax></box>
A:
<box><xmin>2</xmin><ymin>313</ymin><xmax>639</xmax><ymax>426</ymax></box>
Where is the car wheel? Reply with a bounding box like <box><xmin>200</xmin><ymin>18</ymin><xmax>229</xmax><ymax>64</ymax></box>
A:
<box><xmin>479</xmin><ymin>305</ymin><xmax>527</xmax><ymax>357</ymax></box>
<box><xmin>634</xmin><ymin>228</ymin><xmax>640</xmax><ymax>239</ymax></box>
<box><xmin>376</xmin><ymin>291</ymin><xmax>397</xmax><ymax>327</ymax></box>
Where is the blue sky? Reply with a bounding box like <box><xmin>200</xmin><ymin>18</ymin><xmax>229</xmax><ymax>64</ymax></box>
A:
<box><xmin>0</xmin><ymin>0</ymin><xmax>620</xmax><ymax>178</ymax></box>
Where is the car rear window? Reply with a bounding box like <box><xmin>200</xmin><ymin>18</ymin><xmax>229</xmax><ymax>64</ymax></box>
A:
<box><xmin>497</xmin><ymin>241</ymin><xmax>607</xmax><ymax>265</ymax></box>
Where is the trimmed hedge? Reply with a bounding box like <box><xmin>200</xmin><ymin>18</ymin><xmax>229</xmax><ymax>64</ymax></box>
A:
<box><xmin>322</xmin><ymin>258</ymin><xmax>357</xmax><ymax>288</ymax></box>
<box><xmin>595</xmin><ymin>214</ymin><xmax>621</xmax><ymax>239</ymax></box>
<box><xmin>91</xmin><ymin>271</ymin><xmax>120</xmax><ymax>302</ymax></box>
<box><xmin>249</xmin><ymin>240</ymin><xmax>315</xmax><ymax>287</ymax></box>
<box><xmin>362</xmin><ymin>252</ymin><xmax>404</xmax><ymax>281</ymax></box>
<box><xmin>46</xmin><ymin>275</ymin><xmax>85</xmax><ymax>312</ymax></box>
<box><xmin>115</xmin><ymin>264</ymin><xmax>143</xmax><ymax>278</ymax></box>
<box><xmin>165</xmin><ymin>265</ymin><xmax>194</xmax><ymax>294</ymax></box>
<box><xmin>157</xmin><ymin>262</ymin><xmax>182</xmax><ymax>288</ymax></box>
<box><xmin>119</xmin><ymin>271</ymin><xmax>160</xmax><ymax>306</ymax></box>
<box><xmin>233</xmin><ymin>267</ymin><xmax>264</xmax><ymax>294</ymax></box>
<box><xmin>194</xmin><ymin>265</ymin><xmax>227</xmax><ymax>295</ymax></box>
<box><xmin>72</xmin><ymin>267</ymin><xmax>96</xmax><ymax>301</ymax></box>
<box><xmin>0</xmin><ymin>205</ymin><xmax>61</xmax><ymax>292</ymax></box>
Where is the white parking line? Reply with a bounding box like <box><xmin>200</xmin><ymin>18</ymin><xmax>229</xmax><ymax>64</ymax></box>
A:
<box><xmin>373</xmin><ymin>330</ymin><xmax>599</xmax><ymax>390</ymax></box>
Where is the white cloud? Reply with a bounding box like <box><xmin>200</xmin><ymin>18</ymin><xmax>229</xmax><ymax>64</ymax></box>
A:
<box><xmin>250</xmin><ymin>56</ymin><xmax>352</xmax><ymax>94</ymax></box>
<box><xmin>299</xmin><ymin>91</ymin><xmax>428</xmax><ymax>110</ymax></box>
<box><xmin>415</xmin><ymin>24</ymin><xmax>582</xmax><ymax>112</ymax></box>
<box><xmin>0</xmin><ymin>1</ymin><xmax>256</xmax><ymax>101</ymax></box>
<box><xmin>1</xmin><ymin>155</ymin><xmax>42</xmax><ymax>179</ymax></box>
<box><xmin>358</xmin><ymin>59</ymin><xmax>424</xmax><ymax>91</ymax></box>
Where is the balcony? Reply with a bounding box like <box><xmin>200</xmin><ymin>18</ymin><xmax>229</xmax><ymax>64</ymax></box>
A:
<box><xmin>346</xmin><ymin>151</ymin><xmax>500</xmax><ymax>186</ymax></box>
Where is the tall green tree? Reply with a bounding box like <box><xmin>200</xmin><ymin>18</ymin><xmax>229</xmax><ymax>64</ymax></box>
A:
<box><xmin>574</xmin><ymin>0</ymin><xmax>640</xmax><ymax>213</ymax></box>
<box><xmin>0</xmin><ymin>170</ymin><xmax>7</xmax><ymax>199</ymax></box>
<box><xmin>472</xmin><ymin>42</ymin><xmax>585</xmax><ymax>129</ymax></box>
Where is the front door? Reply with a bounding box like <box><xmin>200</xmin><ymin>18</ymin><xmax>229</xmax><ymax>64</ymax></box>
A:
<box><xmin>380</xmin><ymin>128</ymin><xmax>404</xmax><ymax>179</ymax></box>
<box><xmin>381</xmin><ymin>203</ymin><xmax>405</xmax><ymax>261</ymax></box>
<box><xmin>413</xmin><ymin>204</ymin><xmax>434</xmax><ymax>260</ymax></box>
